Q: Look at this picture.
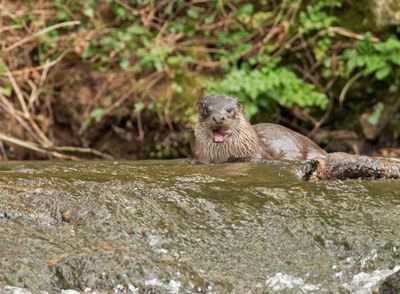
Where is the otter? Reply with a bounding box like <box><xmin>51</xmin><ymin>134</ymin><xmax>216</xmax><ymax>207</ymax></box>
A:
<box><xmin>194</xmin><ymin>94</ymin><xmax>327</xmax><ymax>164</ymax></box>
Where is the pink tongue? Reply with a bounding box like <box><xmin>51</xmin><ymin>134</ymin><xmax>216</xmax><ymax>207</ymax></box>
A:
<box><xmin>213</xmin><ymin>131</ymin><xmax>225</xmax><ymax>143</ymax></box>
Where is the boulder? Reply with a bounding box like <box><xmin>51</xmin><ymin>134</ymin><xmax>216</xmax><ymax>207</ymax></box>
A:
<box><xmin>373</xmin><ymin>269</ymin><xmax>400</xmax><ymax>294</ymax></box>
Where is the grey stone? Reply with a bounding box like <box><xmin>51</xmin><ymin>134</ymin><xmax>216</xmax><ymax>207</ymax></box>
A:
<box><xmin>368</xmin><ymin>0</ymin><xmax>400</xmax><ymax>30</ymax></box>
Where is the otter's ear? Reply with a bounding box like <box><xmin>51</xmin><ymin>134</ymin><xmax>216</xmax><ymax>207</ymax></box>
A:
<box><xmin>196</xmin><ymin>101</ymin><xmax>204</xmax><ymax>112</ymax></box>
<box><xmin>236</xmin><ymin>101</ymin><xmax>244</xmax><ymax>112</ymax></box>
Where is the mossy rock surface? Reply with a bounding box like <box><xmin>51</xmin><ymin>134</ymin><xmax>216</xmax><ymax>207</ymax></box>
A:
<box><xmin>342</xmin><ymin>0</ymin><xmax>400</xmax><ymax>31</ymax></box>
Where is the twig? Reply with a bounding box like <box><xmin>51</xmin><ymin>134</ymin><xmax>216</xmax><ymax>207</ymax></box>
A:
<box><xmin>136</xmin><ymin>72</ymin><xmax>165</xmax><ymax>139</ymax></box>
<box><xmin>270</xmin><ymin>32</ymin><xmax>301</xmax><ymax>59</ymax></box>
<box><xmin>105</xmin><ymin>83</ymin><xmax>137</xmax><ymax>114</ymax></box>
<box><xmin>176</xmin><ymin>45</ymin><xmax>226</xmax><ymax>54</ymax></box>
<box><xmin>308</xmin><ymin>91</ymin><xmax>336</xmax><ymax>138</ymax></box>
<box><xmin>0</xmin><ymin>117</ymin><xmax>111</xmax><ymax>160</ymax></box>
<box><xmin>217</xmin><ymin>0</ymin><xmax>228</xmax><ymax>17</ymax></box>
<box><xmin>1</xmin><ymin>58</ymin><xmax>29</xmax><ymax>115</ymax></box>
<box><xmin>0</xmin><ymin>139</ymin><xmax>7</xmax><ymax>160</ymax></box>
<box><xmin>113</xmin><ymin>0</ymin><xmax>140</xmax><ymax>16</ymax></box>
<box><xmin>142</xmin><ymin>71</ymin><xmax>164</xmax><ymax>95</ymax></box>
<box><xmin>1</xmin><ymin>58</ymin><xmax>53</xmax><ymax>146</ymax></box>
<box><xmin>28</xmin><ymin>58</ymin><xmax>51</xmax><ymax>108</ymax></box>
<box><xmin>339</xmin><ymin>71</ymin><xmax>363</xmax><ymax>106</ymax></box>
<box><xmin>0</xmin><ymin>3</ymin><xmax>18</xmax><ymax>19</ymax></box>
<box><xmin>200</xmin><ymin>17</ymin><xmax>235</xmax><ymax>30</ymax></box>
<box><xmin>78</xmin><ymin>75</ymin><xmax>116</xmax><ymax>135</ymax></box>
<box><xmin>326</xmin><ymin>27</ymin><xmax>380</xmax><ymax>43</ymax></box>
<box><xmin>136</xmin><ymin>111</ymin><xmax>144</xmax><ymax>142</ymax></box>
<box><xmin>289</xmin><ymin>0</ymin><xmax>303</xmax><ymax>26</ymax></box>
<box><xmin>164</xmin><ymin>88</ymin><xmax>175</xmax><ymax>134</ymax></box>
<box><xmin>188</xmin><ymin>59</ymin><xmax>220</xmax><ymax>68</ymax></box>
<box><xmin>292</xmin><ymin>64</ymin><xmax>322</xmax><ymax>88</ymax></box>
<box><xmin>0</xmin><ymin>132</ymin><xmax>79</xmax><ymax>160</ymax></box>
<box><xmin>4</xmin><ymin>20</ymin><xmax>80</xmax><ymax>52</ymax></box>
<box><xmin>0</xmin><ymin>51</ymin><xmax>68</xmax><ymax>76</ymax></box>
<box><xmin>259</xmin><ymin>3</ymin><xmax>285</xmax><ymax>50</ymax></box>
<box><xmin>0</xmin><ymin>92</ymin><xmax>43</xmax><ymax>143</ymax></box>
<box><xmin>0</xmin><ymin>24</ymin><xmax>22</xmax><ymax>34</ymax></box>
<box><xmin>49</xmin><ymin>146</ymin><xmax>114</xmax><ymax>160</ymax></box>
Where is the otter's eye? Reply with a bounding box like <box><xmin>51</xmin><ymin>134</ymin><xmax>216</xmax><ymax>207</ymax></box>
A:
<box><xmin>226</xmin><ymin>108</ymin><xmax>234</xmax><ymax>114</ymax></box>
<box><xmin>203</xmin><ymin>108</ymin><xmax>210</xmax><ymax>116</ymax></box>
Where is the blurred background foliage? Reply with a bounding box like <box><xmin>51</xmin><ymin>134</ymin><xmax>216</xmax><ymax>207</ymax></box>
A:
<box><xmin>0</xmin><ymin>0</ymin><xmax>399</xmax><ymax>160</ymax></box>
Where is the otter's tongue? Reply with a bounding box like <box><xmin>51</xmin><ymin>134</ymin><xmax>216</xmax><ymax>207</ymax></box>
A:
<box><xmin>213</xmin><ymin>130</ymin><xmax>228</xmax><ymax>143</ymax></box>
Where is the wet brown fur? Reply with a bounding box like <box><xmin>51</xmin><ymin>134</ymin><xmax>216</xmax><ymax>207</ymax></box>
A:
<box><xmin>194</xmin><ymin>109</ymin><xmax>265</xmax><ymax>164</ymax></box>
<box><xmin>194</xmin><ymin>94</ymin><xmax>327</xmax><ymax>164</ymax></box>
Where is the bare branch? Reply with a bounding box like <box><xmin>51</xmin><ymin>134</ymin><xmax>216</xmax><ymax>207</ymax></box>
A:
<box><xmin>4</xmin><ymin>20</ymin><xmax>80</xmax><ymax>52</ymax></box>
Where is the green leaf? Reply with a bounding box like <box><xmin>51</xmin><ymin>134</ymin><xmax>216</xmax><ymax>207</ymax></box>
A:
<box><xmin>113</xmin><ymin>6</ymin><xmax>127</xmax><ymax>18</ymax></box>
<box><xmin>56</xmin><ymin>9</ymin><xmax>70</xmax><ymax>20</ymax></box>
<box><xmin>375</xmin><ymin>66</ymin><xmax>391</xmax><ymax>80</ymax></box>
<box><xmin>0</xmin><ymin>62</ymin><xmax>6</xmax><ymax>75</ymax></box>
<box><xmin>205</xmin><ymin>15</ymin><xmax>214</xmax><ymax>24</ymax></box>
<box><xmin>244</xmin><ymin>103</ymin><xmax>259</xmax><ymax>118</ymax></box>
<box><xmin>90</xmin><ymin>108</ymin><xmax>106</xmax><ymax>122</ymax></box>
<box><xmin>82</xmin><ymin>117</ymin><xmax>92</xmax><ymax>128</ymax></box>
<box><xmin>167</xmin><ymin>56</ymin><xmax>183</xmax><ymax>65</ymax></box>
<box><xmin>0</xmin><ymin>81</ymin><xmax>12</xmax><ymax>97</ymax></box>
<box><xmin>209</xmin><ymin>58</ymin><xmax>328</xmax><ymax>118</ymax></box>
<box><xmin>239</xmin><ymin>3</ymin><xmax>254</xmax><ymax>15</ymax></box>
<box><xmin>367</xmin><ymin>103</ymin><xmax>384</xmax><ymax>125</ymax></box>
<box><xmin>127</xmin><ymin>24</ymin><xmax>148</xmax><ymax>35</ymax></box>
<box><xmin>84</xmin><ymin>7</ymin><xmax>94</xmax><ymax>18</ymax></box>
<box><xmin>120</xmin><ymin>58</ymin><xmax>130</xmax><ymax>70</ymax></box>
<box><xmin>187</xmin><ymin>7</ymin><xmax>199</xmax><ymax>19</ymax></box>
<box><xmin>35</xmin><ymin>114</ymin><xmax>45</xmax><ymax>123</ymax></box>
<box><xmin>134</xmin><ymin>102</ymin><xmax>145</xmax><ymax>113</ymax></box>
<box><xmin>125</xmin><ymin>120</ymin><xmax>133</xmax><ymax>129</ymax></box>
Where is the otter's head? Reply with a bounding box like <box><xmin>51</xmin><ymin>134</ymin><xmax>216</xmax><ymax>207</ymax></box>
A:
<box><xmin>196</xmin><ymin>94</ymin><xmax>245</xmax><ymax>143</ymax></box>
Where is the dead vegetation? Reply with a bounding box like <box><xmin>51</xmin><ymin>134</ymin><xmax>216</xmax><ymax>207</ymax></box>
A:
<box><xmin>0</xmin><ymin>0</ymin><xmax>399</xmax><ymax>160</ymax></box>
<box><xmin>0</xmin><ymin>1</ymin><xmax>196</xmax><ymax>160</ymax></box>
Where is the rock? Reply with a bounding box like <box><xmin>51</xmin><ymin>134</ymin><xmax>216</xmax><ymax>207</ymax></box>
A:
<box><xmin>373</xmin><ymin>269</ymin><xmax>400</xmax><ymax>293</ymax></box>
<box><xmin>61</xmin><ymin>209</ymin><xmax>72</xmax><ymax>223</ymax></box>
<box><xmin>304</xmin><ymin>152</ymin><xmax>400</xmax><ymax>181</ymax></box>
<box><xmin>368</xmin><ymin>0</ymin><xmax>400</xmax><ymax>31</ymax></box>
<box><xmin>342</xmin><ymin>0</ymin><xmax>400</xmax><ymax>31</ymax></box>
<box><xmin>0</xmin><ymin>286</ymin><xmax>48</xmax><ymax>294</ymax></box>
<box><xmin>60</xmin><ymin>290</ymin><xmax>80</xmax><ymax>294</ymax></box>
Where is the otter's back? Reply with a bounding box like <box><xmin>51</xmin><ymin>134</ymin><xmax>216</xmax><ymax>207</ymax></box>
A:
<box><xmin>253</xmin><ymin>123</ymin><xmax>326</xmax><ymax>160</ymax></box>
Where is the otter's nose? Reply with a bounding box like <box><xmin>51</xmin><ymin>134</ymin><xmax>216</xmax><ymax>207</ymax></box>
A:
<box><xmin>212</xmin><ymin>115</ymin><xmax>225</xmax><ymax>124</ymax></box>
